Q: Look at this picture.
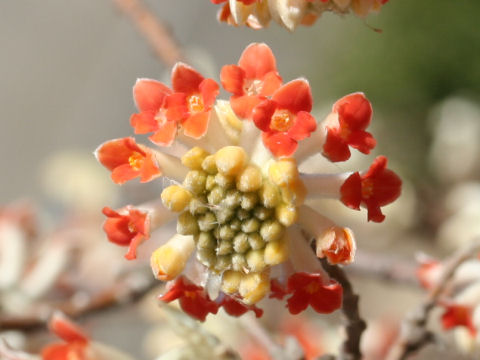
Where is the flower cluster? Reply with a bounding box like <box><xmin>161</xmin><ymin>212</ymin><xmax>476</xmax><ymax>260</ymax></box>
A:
<box><xmin>96</xmin><ymin>43</ymin><xmax>401</xmax><ymax>321</ymax></box>
<box><xmin>210</xmin><ymin>0</ymin><xmax>389</xmax><ymax>31</ymax></box>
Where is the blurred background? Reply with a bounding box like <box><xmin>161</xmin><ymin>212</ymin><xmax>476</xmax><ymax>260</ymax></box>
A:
<box><xmin>1</xmin><ymin>0</ymin><xmax>480</xmax><ymax>359</ymax></box>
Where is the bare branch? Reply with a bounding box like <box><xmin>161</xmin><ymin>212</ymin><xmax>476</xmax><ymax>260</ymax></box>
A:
<box><xmin>111</xmin><ymin>0</ymin><xmax>184</xmax><ymax>66</ymax></box>
<box><xmin>320</xmin><ymin>259</ymin><xmax>367</xmax><ymax>360</ymax></box>
<box><xmin>0</xmin><ymin>274</ymin><xmax>157</xmax><ymax>332</ymax></box>
<box><xmin>386</xmin><ymin>239</ymin><xmax>480</xmax><ymax>360</ymax></box>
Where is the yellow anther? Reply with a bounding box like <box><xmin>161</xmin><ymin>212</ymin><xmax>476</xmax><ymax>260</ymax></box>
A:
<box><xmin>236</xmin><ymin>165</ymin><xmax>263</xmax><ymax>192</ymax></box>
<box><xmin>187</xmin><ymin>94</ymin><xmax>204</xmax><ymax>113</ymax></box>
<box><xmin>215</xmin><ymin>146</ymin><xmax>247</xmax><ymax>176</ymax></box>
<box><xmin>270</xmin><ymin>109</ymin><xmax>294</xmax><ymax>132</ymax></box>
<box><xmin>181</xmin><ymin>147</ymin><xmax>210</xmax><ymax>170</ymax></box>
<box><xmin>161</xmin><ymin>185</ymin><xmax>192</xmax><ymax>212</ymax></box>
<box><xmin>128</xmin><ymin>152</ymin><xmax>144</xmax><ymax>171</ymax></box>
<box><xmin>150</xmin><ymin>234</ymin><xmax>194</xmax><ymax>281</ymax></box>
<box><xmin>275</xmin><ymin>203</ymin><xmax>298</xmax><ymax>226</ymax></box>
<box><xmin>264</xmin><ymin>238</ymin><xmax>288</xmax><ymax>266</ymax></box>
<box><xmin>268</xmin><ymin>158</ymin><xmax>299</xmax><ymax>187</ymax></box>
<box><xmin>239</xmin><ymin>271</ymin><xmax>270</xmax><ymax>305</ymax></box>
<box><xmin>221</xmin><ymin>270</ymin><xmax>242</xmax><ymax>294</ymax></box>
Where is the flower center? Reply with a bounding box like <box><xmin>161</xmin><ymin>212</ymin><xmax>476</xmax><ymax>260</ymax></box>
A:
<box><xmin>305</xmin><ymin>281</ymin><xmax>320</xmax><ymax>294</ymax></box>
<box><xmin>270</xmin><ymin>109</ymin><xmax>294</xmax><ymax>132</ymax></box>
<box><xmin>244</xmin><ymin>79</ymin><xmax>263</xmax><ymax>96</ymax></box>
<box><xmin>187</xmin><ymin>94</ymin><xmax>204</xmax><ymax>113</ymax></box>
<box><xmin>361</xmin><ymin>178</ymin><xmax>374</xmax><ymax>199</ymax></box>
<box><xmin>128</xmin><ymin>152</ymin><xmax>144</xmax><ymax>171</ymax></box>
<box><xmin>184</xmin><ymin>290</ymin><xmax>197</xmax><ymax>299</ymax></box>
<box><xmin>154</xmin><ymin>108</ymin><xmax>168</xmax><ymax>126</ymax></box>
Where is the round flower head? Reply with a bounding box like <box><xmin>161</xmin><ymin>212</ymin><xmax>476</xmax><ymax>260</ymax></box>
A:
<box><xmin>96</xmin><ymin>42</ymin><xmax>402</xmax><ymax>321</ymax></box>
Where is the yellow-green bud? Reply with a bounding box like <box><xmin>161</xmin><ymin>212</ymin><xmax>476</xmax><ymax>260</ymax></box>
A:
<box><xmin>183</xmin><ymin>170</ymin><xmax>207</xmax><ymax>195</ymax></box>
<box><xmin>177</xmin><ymin>211</ymin><xmax>199</xmax><ymax>235</ymax></box>
<box><xmin>201</xmin><ymin>154</ymin><xmax>218</xmax><ymax>175</ymax></box>
<box><xmin>236</xmin><ymin>165</ymin><xmax>263</xmax><ymax>193</ymax></box>
<box><xmin>260</xmin><ymin>219</ymin><xmax>284</xmax><ymax>242</ymax></box>
<box><xmin>215</xmin><ymin>146</ymin><xmax>247</xmax><ymax>176</ymax></box>
<box><xmin>233</xmin><ymin>232</ymin><xmax>249</xmax><ymax>253</ymax></box>
<box><xmin>161</xmin><ymin>185</ymin><xmax>192</xmax><ymax>212</ymax></box>
<box><xmin>181</xmin><ymin>147</ymin><xmax>210</xmax><ymax>170</ymax></box>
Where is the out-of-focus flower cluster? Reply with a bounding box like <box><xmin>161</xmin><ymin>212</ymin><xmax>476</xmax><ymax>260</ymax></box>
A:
<box><xmin>210</xmin><ymin>0</ymin><xmax>389</xmax><ymax>31</ymax></box>
<box><xmin>96</xmin><ymin>42</ymin><xmax>401</xmax><ymax>321</ymax></box>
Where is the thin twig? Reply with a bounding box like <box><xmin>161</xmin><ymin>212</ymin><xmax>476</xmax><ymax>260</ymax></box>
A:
<box><xmin>111</xmin><ymin>0</ymin><xmax>184</xmax><ymax>66</ymax></box>
<box><xmin>347</xmin><ymin>250</ymin><xmax>418</xmax><ymax>287</ymax></box>
<box><xmin>386</xmin><ymin>239</ymin><xmax>480</xmax><ymax>360</ymax></box>
<box><xmin>0</xmin><ymin>275</ymin><xmax>157</xmax><ymax>332</ymax></box>
<box><xmin>320</xmin><ymin>259</ymin><xmax>367</xmax><ymax>360</ymax></box>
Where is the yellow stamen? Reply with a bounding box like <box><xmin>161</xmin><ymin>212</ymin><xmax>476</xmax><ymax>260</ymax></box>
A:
<box><xmin>270</xmin><ymin>109</ymin><xmax>294</xmax><ymax>132</ymax></box>
<box><xmin>128</xmin><ymin>152</ymin><xmax>144</xmax><ymax>171</ymax></box>
<box><xmin>187</xmin><ymin>94</ymin><xmax>204</xmax><ymax>113</ymax></box>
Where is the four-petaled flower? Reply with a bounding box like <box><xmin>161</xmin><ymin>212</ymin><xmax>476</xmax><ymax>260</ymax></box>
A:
<box><xmin>102</xmin><ymin>206</ymin><xmax>150</xmax><ymax>260</ymax></box>
<box><xmin>221</xmin><ymin>43</ymin><xmax>282</xmax><ymax>119</ymax></box>
<box><xmin>130</xmin><ymin>64</ymin><xmax>219</xmax><ymax>146</ymax></box>
<box><xmin>322</xmin><ymin>92</ymin><xmax>376</xmax><ymax>162</ymax></box>
<box><xmin>340</xmin><ymin>155</ymin><xmax>402</xmax><ymax>222</ymax></box>
<box><xmin>441</xmin><ymin>303</ymin><xmax>477</xmax><ymax>336</ymax></box>
<box><xmin>159</xmin><ymin>276</ymin><xmax>219</xmax><ymax>321</ymax></box>
<box><xmin>41</xmin><ymin>313</ymin><xmax>89</xmax><ymax>360</ymax></box>
<box><xmin>95</xmin><ymin>137</ymin><xmax>161</xmax><ymax>184</ymax></box>
<box><xmin>286</xmin><ymin>272</ymin><xmax>343</xmax><ymax>315</ymax></box>
<box><xmin>252</xmin><ymin>79</ymin><xmax>317</xmax><ymax>157</ymax></box>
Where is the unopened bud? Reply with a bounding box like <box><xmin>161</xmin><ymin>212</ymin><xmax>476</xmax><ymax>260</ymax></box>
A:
<box><xmin>239</xmin><ymin>271</ymin><xmax>270</xmax><ymax>305</ymax></box>
<box><xmin>181</xmin><ymin>147</ymin><xmax>210</xmax><ymax>170</ymax></box>
<box><xmin>215</xmin><ymin>146</ymin><xmax>247</xmax><ymax>176</ymax></box>
<box><xmin>151</xmin><ymin>234</ymin><xmax>194</xmax><ymax>281</ymax></box>
<box><xmin>161</xmin><ymin>185</ymin><xmax>192</xmax><ymax>212</ymax></box>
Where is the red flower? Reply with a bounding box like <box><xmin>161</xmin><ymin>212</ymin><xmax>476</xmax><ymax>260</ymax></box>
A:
<box><xmin>219</xmin><ymin>295</ymin><xmax>263</xmax><ymax>318</ymax></box>
<box><xmin>159</xmin><ymin>276</ymin><xmax>219</xmax><ymax>321</ymax></box>
<box><xmin>441</xmin><ymin>303</ymin><xmax>477</xmax><ymax>336</ymax></box>
<box><xmin>130</xmin><ymin>64</ymin><xmax>219</xmax><ymax>146</ymax></box>
<box><xmin>41</xmin><ymin>313</ymin><xmax>89</xmax><ymax>360</ymax></box>
<box><xmin>169</xmin><ymin>63</ymin><xmax>220</xmax><ymax>139</ymax></box>
<box><xmin>252</xmin><ymin>79</ymin><xmax>317</xmax><ymax>157</ymax></box>
<box><xmin>286</xmin><ymin>272</ymin><xmax>342</xmax><ymax>315</ymax></box>
<box><xmin>269</xmin><ymin>279</ymin><xmax>288</xmax><ymax>300</ymax></box>
<box><xmin>316</xmin><ymin>227</ymin><xmax>356</xmax><ymax>265</ymax></box>
<box><xmin>102</xmin><ymin>206</ymin><xmax>149</xmax><ymax>260</ymax></box>
<box><xmin>221</xmin><ymin>43</ymin><xmax>282</xmax><ymax>119</ymax></box>
<box><xmin>340</xmin><ymin>155</ymin><xmax>402</xmax><ymax>222</ymax></box>
<box><xmin>322</xmin><ymin>93</ymin><xmax>376</xmax><ymax>162</ymax></box>
<box><xmin>416</xmin><ymin>260</ymin><xmax>442</xmax><ymax>290</ymax></box>
<box><xmin>95</xmin><ymin>137</ymin><xmax>161</xmax><ymax>184</ymax></box>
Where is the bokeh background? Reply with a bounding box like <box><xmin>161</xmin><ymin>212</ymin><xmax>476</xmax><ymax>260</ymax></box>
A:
<box><xmin>1</xmin><ymin>1</ymin><xmax>480</xmax><ymax>359</ymax></box>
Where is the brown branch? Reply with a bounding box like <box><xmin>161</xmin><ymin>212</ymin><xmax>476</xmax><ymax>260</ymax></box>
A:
<box><xmin>320</xmin><ymin>259</ymin><xmax>367</xmax><ymax>360</ymax></box>
<box><xmin>386</xmin><ymin>239</ymin><xmax>480</xmax><ymax>360</ymax></box>
<box><xmin>0</xmin><ymin>276</ymin><xmax>157</xmax><ymax>332</ymax></box>
<box><xmin>111</xmin><ymin>0</ymin><xmax>184</xmax><ymax>66</ymax></box>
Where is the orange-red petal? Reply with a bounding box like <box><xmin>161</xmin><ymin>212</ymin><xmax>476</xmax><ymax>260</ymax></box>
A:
<box><xmin>172</xmin><ymin>63</ymin><xmax>204</xmax><ymax>94</ymax></box>
<box><xmin>149</xmin><ymin>120</ymin><xmax>178</xmax><ymax>147</ymax></box>
<box><xmin>272</xmin><ymin>79</ymin><xmax>312</xmax><ymax>114</ymax></box>
<box><xmin>221</xmin><ymin>64</ymin><xmax>245</xmax><ymax>96</ymax></box>
<box><xmin>287</xmin><ymin>111</ymin><xmax>317</xmax><ymax>141</ymax></box>
<box><xmin>262</xmin><ymin>131</ymin><xmax>298</xmax><ymax>157</ymax></box>
<box><xmin>133</xmin><ymin>78</ymin><xmax>171</xmax><ymax>113</ymax></box>
<box><xmin>182</xmin><ymin>111</ymin><xmax>210</xmax><ymax>139</ymax></box>
<box><xmin>238</xmin><ymin>43</ymin><xmax>278</xmax><ymax>80</ymax></box>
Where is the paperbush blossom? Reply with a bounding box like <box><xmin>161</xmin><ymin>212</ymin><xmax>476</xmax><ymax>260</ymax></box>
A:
<box><xmin>41</xmin><ymin>313</ymin><xmax>133</xmax><ymax>360</ymax></box>
<box><xmin>210</xmin><ymin>0</ymin><xmax>389</xmax><ymax>31</ymax></box>
<box><xmin>97</xmin><ymin>42</ymin><xmax>401</xmax><ymax>321</ymax></box>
